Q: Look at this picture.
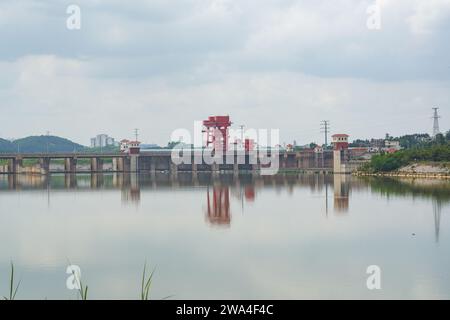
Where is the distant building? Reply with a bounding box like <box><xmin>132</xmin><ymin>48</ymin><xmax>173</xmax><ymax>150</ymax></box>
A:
<box><xmin>120</xmin><ymin>139</ymin><xmax>141</xmax><ymax>154</ymax></box>
<box><xmin>90</xmin><ymin>134</ymin><xmax>116</xmax><ymax>148</ymax></box>
<box><xmin>120</xmin><ymin>139</ymin><xmax>130</xmax><ymax>153</ymax></box>
<box><xmin>332</xmin><ymin>134</ymin><xmax>350</xmax><ymax>174</ymax></box>
<box><xmin>384</xmin><ymin>140</ymin><xmax>401</xmax><ymax>151</ymax></box>
<box><xmin>331</xmin><ymin>134</ymin><xmax>349</xmax><ymax>150</ymax></box>
<box><xmin>370</xmin><ymin>139</ymin><xmax>385</xmax><ymax>149</ymax></box>
<box><xmin>349</xmin><ymin>147</ymin><xmax>370</xmax><ymax>158</ymax></box>
<box><xmin>385</xmin><ymin>148</ymin><xmax>399</xmax><ymax>154</ymax></box>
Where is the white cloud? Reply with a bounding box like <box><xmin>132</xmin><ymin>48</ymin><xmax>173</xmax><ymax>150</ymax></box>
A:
<box><xmin>1</xmin><ymin>54</ymin><xmax>448</xmax><ymax>145</ymax></box>
<box><xmin>407</xmin><ymin>0</ymin><xmax>450</xmax><ymax>35</ymax></box>
<box><xmin>0</xmin><ymin>0</ymin><xmax>448</xmax><ymax>144</ymax></box>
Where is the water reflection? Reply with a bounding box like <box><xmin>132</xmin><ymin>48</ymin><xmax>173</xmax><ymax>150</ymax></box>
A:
<box><xmin>1</xmin><ymin>172</ymin><xmax>450</xmax><ymax>299</ymax></box>
<box><xmin>0</xmin><ymin>173</ymin><xmax>448</xmax><ymax>235</ymax></box>
<box><xmin>333</xmin><ymin>174</ymin><xmax>350</xmax><ymax>213</ymax></box>
<box><xmin>206</xmin><ymin>186</ymin><xmax>231</xmax><ymax>227</ymax></box>
<box><xmin>434</xmin><ymin>200</ymin><xmax>441</xmax><ymax>243</ymax></box>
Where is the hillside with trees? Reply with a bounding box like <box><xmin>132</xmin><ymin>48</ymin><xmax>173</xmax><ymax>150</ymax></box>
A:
<box><xmin>0</xmin><ymin>138</ymin><xmax>15</xmax><ymax>152</ymax></box>
<box><xmin>0</xmin><ymin>136</ymin><xmax>85</xmax><ymax>153</ymax></box>
<box><xmin>362</xmin><ymin>131</ymin><xmax>450</xmax><ymax>173</ymax></box>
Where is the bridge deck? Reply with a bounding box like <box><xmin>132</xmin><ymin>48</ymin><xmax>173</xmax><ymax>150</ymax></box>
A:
<box><xmin>0</xmin><ymin>150</ymin><xmax>300</xmax><ymax>159</ymax></box>
<box><xmin>0</xmin><ymin>153</ymin><xmax>126</xmax><ymax>159</ymax></box>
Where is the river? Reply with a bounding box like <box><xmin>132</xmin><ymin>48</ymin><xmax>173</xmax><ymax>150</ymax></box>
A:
<box><xmin>0</xmin><ymin>173</ymin><xmax>449</xmax><ymax>299</ymax></box>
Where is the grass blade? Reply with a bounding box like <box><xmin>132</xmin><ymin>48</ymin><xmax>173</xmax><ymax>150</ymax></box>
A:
<box><xmin>5</xmin><ymin>262</ymin><xmax>20</xmax><ymax>300</ymax></box>
<box><xmin>9</xmin><ymin>262</ymin><xmax>14</xmax><ymax>300</ymax></box>
<box><xmin>141</xmin><ymin>262</ymin><xmax>156</xmax><ymax>300</ymax></box>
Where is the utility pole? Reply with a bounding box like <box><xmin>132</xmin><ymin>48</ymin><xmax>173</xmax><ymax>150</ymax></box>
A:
<box><xmin>432</xmin><ymin>107</ymin><xmax>441</xmax><ymax>137</ymax></box>
<box><xmin>134</xmin><ymin>128</ymin><xmax>139</xmax><ymax>142</ymax></box>
<box><xmin>320</xmin><ymin>120</ymin><xmax>330</xmax><ymax>146</ymax></box>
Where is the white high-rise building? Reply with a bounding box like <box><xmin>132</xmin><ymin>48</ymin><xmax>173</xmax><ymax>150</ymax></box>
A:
<box><xmin>90</xmin><ymin>134</ymin><xmax>116</xmax><ymax>148</ymax></box>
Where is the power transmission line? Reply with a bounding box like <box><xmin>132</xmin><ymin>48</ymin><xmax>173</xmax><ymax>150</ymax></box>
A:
<box><xmin>432</xmin><ymin>107</ymin><xmax>441</xmax><ymax>137</ymax></box>
<box><xmin>320</xmin><ymin>120</ymin><xmax>330</xmax><ymax>146</ymax></box>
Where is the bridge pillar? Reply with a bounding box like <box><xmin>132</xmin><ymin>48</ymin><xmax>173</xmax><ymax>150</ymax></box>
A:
<box><xmin>39</xmin><ymin>158</ymin><xmax>50</xmax><ymax>175</ymax></box>
<box><xmin>123</xmin><ymin>157</ymin><xmax>131</xmax><ymax>172</ymax></box>
<box><xmin>192</xmin><ymin>171</ymin><xmax>199</xmax><ymax>186</ymax></box>
<box><xmin>113</xmin><ymin>158</ymin><xmax>123</xmax><ymax>172</ymax></box>
<box><xmin>39</xmin><ymin>158</ymin><xmax>50</xmax><ymax>174</ymax></box>
<box><xmin>91</xmin><ymin>158</ymin><xmax>104</xmax><ymax>172</ymax></box>
<box><xmin>64</xmin><ymin>158</ymin><xmax>77</xmax><ymax>173</ymax></box>
<box><xmin>7</xmin><ymin>159</ymin><xmax>16</xmax><ymax>174</ymax></box>
<box><xmin>8</xmin><ymin>174</ymin><xmax>16</xmax><ymax>189</ymax></box>
<box><xmin>119</xmin><ymin>157</ymin><xmax>125</xmax><ymax>171</ymax></box>
<box><xmin>170</xmin><ymin>161</ymin><xmax>178</xmax><ymax>177</ymax></box>
<box><xmin>65</xmin><ymin>174</ymin><xmax>77</xmax><ymax>188</ymax></box>
<box><xmin>212</xmin><ymin>162</ymin><xmax>219</xmax><ymax>178</ymax></box>
<box><xmin>149</xmin><ymin>157</ymin><xmax>156</xmax><ymax>174</ymax></box>
<box><xmin>314</xmin><ymin>152</ymin><xmax>320</xmax><ymax>168</ymax></box>
<box><xmin>281</xmin><ymin>154</ymin><xmax>287</xmax><ymax>169</ymax></box>
<box><xmin>193</xmin><ymin>151</ymin><xmax>202</xmax><ymax>172</ymax></box>
<box><xmin>91</xmin><ymin>173</ymin><xmax>98</xmax><ymax>188</ymax></box>
<box><xmin>91</xmin><ymin>158</ymin><xmax>98</xmax><ymax>172</ymax></box>
<box><xmin>14</xmin><ymin>157</ymin><xmax>23</xmax><ymax>174</ymax></box>
<box><xmin>130</xmin><ymin>155</ymin><xmax>139</xmax><ymax>172</ymax></box>
<box><xmin>117</xmin><ymin>157</ymin><xmax>125</xmax><ymax>172</ymax></box>
<box><xmin>296</xmin><ymin>153</ymin><xmax>301</xmax><ymax>169</ymax></box>
<box><xmin>97</xmin><ymin>158</ymin><xmax>104</xmax><ymax>172</ymax></box>
<box><xmin>252</xmin><ymin>163</ymin><xmax>260</xmax><ymax>175</ymax></box>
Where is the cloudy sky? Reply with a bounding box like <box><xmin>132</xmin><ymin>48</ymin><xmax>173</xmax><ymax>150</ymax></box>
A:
<box><xmin>0</xmin><ymin>0</ymin><xmax>449</xmax><ymax>146</ymax></box>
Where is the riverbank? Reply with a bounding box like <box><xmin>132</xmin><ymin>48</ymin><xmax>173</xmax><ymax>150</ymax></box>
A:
<box><xmin>355</xmin><ymin>162</ymin><xmax>450</xmax><ymax>179</ymax></box>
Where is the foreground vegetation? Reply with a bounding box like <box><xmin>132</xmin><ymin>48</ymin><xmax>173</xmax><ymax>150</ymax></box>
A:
<box><xmin>3</xmin><ymin>261</ymin><xmax>160</xmax><ymax>300</ymax></box>
<box><xmin>363</xmin><ymin>143</ymin><xmax>450</xmax><ymax>173</ymax></box>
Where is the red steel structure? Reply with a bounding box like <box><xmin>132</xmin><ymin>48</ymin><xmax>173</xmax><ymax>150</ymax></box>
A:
<box><xmin>244</xmin><ymin>138</ymin><xmax>254</xmax><ymax>152</ymax></box>
<box><xmin>202</xmin><ymin>115</ymin><xmax>232</xmax><ymax>152</ymax></box>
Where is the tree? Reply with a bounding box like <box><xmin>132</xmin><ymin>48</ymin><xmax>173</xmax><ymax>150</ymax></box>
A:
<box><xmin>434</xmin><ymin>133</ymin><xmax>446</xmax><ymax>145</ymax></box>
<box><xmin>166</xmin><ymin>141</ymin><xmax>179</xmax><ymax>149</ymax></box>
<box><xmin>398</xmin><ymin>133</ymin><xmax>430</xmax><ymax>148</ymax></box>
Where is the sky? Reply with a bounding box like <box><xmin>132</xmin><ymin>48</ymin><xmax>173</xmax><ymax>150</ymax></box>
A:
<box><xmin>0</xmin><ymin>0</ymin><xmax>449</xmax><ymax>146</ymax></box>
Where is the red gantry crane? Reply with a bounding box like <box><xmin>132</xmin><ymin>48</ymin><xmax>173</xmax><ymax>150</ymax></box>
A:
<box><xmin>202</xmin><ymin>115</ymin><xmax>232</xmax><ymax>152</ymax></box>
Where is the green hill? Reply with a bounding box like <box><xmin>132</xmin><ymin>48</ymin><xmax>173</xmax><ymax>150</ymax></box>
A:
<box><xmin>0</xmin><ymin>138</ymin><xmax>15</xmax><ymax>152</ymax></box>
<box><xmin>0</xmin><ymin>136</ymin><xmax>85</xmax><ymax>153</ymax></box>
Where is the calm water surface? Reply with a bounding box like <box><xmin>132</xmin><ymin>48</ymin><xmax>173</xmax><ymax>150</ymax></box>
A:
<box><xmin>0</xmin><ymin>173</ymin><xmax>449</xmax><ymax>299</ymax></box>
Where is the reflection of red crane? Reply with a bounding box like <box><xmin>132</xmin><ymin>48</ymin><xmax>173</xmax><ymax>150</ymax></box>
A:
<box><xmin>206</xmin><ymin>186</ymin><xmax>231</xmax><ymax>226</ymax></box>
<box><xmin>244</xmin><ymin>186</ymin><xmax>255</xmax><ymax>202</ymax></box>
<box><xmin>202</xmin><ymin>116</ymin><xmax>232</xmax><ymax>152</ymax></box>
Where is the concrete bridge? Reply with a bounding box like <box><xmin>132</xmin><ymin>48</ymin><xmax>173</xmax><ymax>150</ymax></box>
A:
<box><xmin>0</xmin><ymin>152</ymin><xmax>129</xmax><ymax>174</ymax></box>
<box><xmin>0</xmin><ymin>149</ymin><xmax>334</xmax><ymax>175</ymax></box>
